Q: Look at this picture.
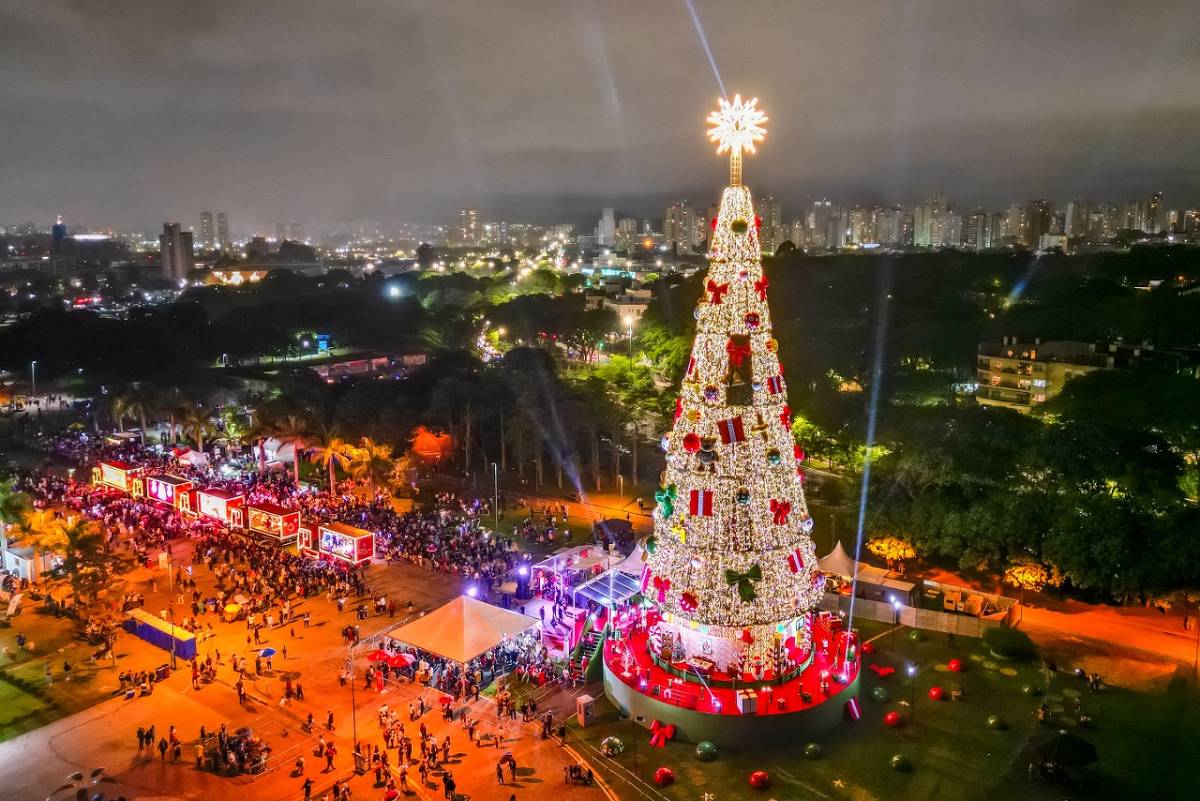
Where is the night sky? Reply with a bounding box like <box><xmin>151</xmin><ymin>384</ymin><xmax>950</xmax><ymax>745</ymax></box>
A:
<box><xmin>2</xmin><ymin>0</ymin><xmax>1197</xmax><ymax>230</ymax></box>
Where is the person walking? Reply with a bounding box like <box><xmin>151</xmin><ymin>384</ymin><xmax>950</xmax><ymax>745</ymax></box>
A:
<box><xmin>302</xmin><ymin>776</ymin><xmax>314</xmax><ymax>801</ymax></box>
<box><xmin>158</xmin><ymin>737</ymin><xmax>169</xmax><ymax>761</ymax></box>
<box><xmin>496</xmin><ymin>762</ymin><xmax>505</xmax><ymax>785</ymax></box>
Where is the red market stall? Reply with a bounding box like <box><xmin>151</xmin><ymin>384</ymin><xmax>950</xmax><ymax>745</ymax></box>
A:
<box><xmin>91</xmin><ymin>460</ymin><xmax>144</xmax><ymax>497</ymax></box>
<box><xmin>194</xmin><ymin>487</ymin><xmax>245</xmax><ymax>527</ymax></box>
<box><xmin>144</xmin><ymin>474</ymin><xmax>194</xmax><ymax>510</ymax></box>
<box><xmin>246</xmin><ymin>502</ymin><xmax>301</xmax><ymax>545</ymax></box>
<box><xmin>317</xmin><ymin>522</ymin><xmax>374</xmax><ymax>567</ymax></box>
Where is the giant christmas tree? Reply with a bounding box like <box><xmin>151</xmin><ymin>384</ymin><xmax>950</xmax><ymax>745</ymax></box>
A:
<box><xmin>642</xmin><ymin>96</ymin><xmax>824</xmax><ymax>672</ymax></box>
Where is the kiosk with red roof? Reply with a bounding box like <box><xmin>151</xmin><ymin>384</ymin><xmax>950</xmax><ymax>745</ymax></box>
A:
<box><xmin>317</xmin><ymin>522</ymin><xmax>374</xmax><ymax>567</ymax></box>
<box><xmin>92</xmin><ymin>461</ymin><xmax>144</xmax><ymax>497</ymax></box>
<box><xmin>246</xmin><ymin>502</ymin><xmax>301</xmax><ymax>545</ymax></box>
<box><xmin>144</xmin><ymin>474</ymin><xmax>194</xmax><ymax>510</ymax></box>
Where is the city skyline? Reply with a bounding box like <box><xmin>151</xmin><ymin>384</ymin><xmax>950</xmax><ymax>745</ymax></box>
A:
<box><xmin>2</xmin><ymin>0</ymin><xmax>1199</xmax><ymax>229</ymax></box>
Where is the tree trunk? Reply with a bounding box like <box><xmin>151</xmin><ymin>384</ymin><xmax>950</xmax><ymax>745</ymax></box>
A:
<box><xmin>328</xmin><ymin>460</ymin><xmax>336</xmax><ymax>495</ymax></box>
<box><xmin>516</xmin><ymin>437</ymin><xmax>525</xmax><ymax>479</ymax></box>
<box><xmin>293</xmin><ymin>438</ymin><xmax>302</xmax><ymax>485</ymax></box>
<box><xmin>139</xmin><ymin>410</ymin><xmax>148</xmax><ymax>443</ymax></box>
<box><xmin>168</xmin><ymin>412</ymin><xmax>176</xmax><ymax>445</ymax></box>
<box><xmin>630</xmin><ymin>422</ymin><xmax>639</xmax><ymax>487</ymax></box>
<box><xmin>464</xmin><ymin>415</ymin><xmax>473</xmax><ymax>474</ymax></box>
<box><xmin>499</xmin><ymin>409</ymin><xmax>507</xmax><ymax>472</ymax></box>
<box><xmin>610</xmin><ymin>424</ymin><xmax>620</xmax><ymax>485</ymax></box>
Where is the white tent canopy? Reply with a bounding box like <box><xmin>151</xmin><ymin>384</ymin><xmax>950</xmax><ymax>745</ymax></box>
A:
<box><xmin>384</xmin><ymin>595</ymin><xmax>539</xmax><ymax>665</ymax></box>
<box><xmin>818</xmin><ymin>540</ymin><xmax>859</xmax><ymax>578</ymax></box>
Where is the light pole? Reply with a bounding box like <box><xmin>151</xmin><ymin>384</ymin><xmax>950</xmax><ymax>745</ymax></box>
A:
<box><xmin>492</xmin><ymin>461</ymin><xmax>499</xmax><ymax>531</ymax></box>
<box><xmin>908</xmin><ymin>663</ymin><xmax>918</xmax><ymax>725</ymax></box>
<box><xmin>890</xmin><ymin>597</ymin><xmax>902</xmax><ymax>644</ymax></box>
<box><xmin>622</xmin><ymin>316</ymin><xmax>634</xmax><ymax>359</ymax></box>
<box><xmin>30</xmin><ymin>360</ymin><xmax>37</xmax><ymax>405</ymax></box>
<box><xmin>348</xmin><ymin>643</ymin><xmax>364</xmax><ymax>773</ymax></box>
<box><xmin>618</xmin><ymin>474</ymin><xmax>624</xmax><ymax>500</ymax></box>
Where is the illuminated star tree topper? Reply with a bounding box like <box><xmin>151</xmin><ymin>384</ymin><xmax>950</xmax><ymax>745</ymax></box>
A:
<box><xmin>706</xmin><ymin>94</ymin><xmax>767</xmax><ymax>186</ymax></box>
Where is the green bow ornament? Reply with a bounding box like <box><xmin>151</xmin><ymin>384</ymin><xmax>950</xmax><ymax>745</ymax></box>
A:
<box><xmin>655</xmin><ymin>484</ymin><xmax>678</xmax><ymax>518</ymax></box>
<box><xmin>725</xmin><ymin>563</ymin><xmax>763</xmax><ymax>603</ymax></box>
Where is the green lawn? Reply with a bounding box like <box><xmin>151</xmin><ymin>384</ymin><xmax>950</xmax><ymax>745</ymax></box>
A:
<box><xmin>571</xmin><ymin>622</ymin><xmax>1200</xmax><ymax>801</ymax></box>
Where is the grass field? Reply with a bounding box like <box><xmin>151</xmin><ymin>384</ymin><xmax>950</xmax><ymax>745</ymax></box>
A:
<box><xmin>571</xmin><ymin>621</ymin><xmax>1200</xmax><ymax>801</ymax></box>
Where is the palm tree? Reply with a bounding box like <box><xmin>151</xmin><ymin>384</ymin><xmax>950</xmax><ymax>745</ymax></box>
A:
<box><xmin>252</xmin><ymin>413</ymin><xmax>314</xmax><ymax>485</ymax></box>
<box><xmin>0</xmin><ymin>482</ymin><xmax>31</xmax><ymax>562</ymax></box>
<box><xmin>6</xmin><ymin>508</ymin><xmax>64</xmax><ymax>585</ymax></box>
<box><xmin>121</xmin><ymin>384</ymin><xmax>157</xmax><ymax>443</ymax></box>
<box><xmin>179</xmin><ymin>406</ymin><xmax>215</xmax><ymax>453</ymax></box>
<box><xmin>346</xmin><ymin>437</ymin><xmax>394</xmax><ymax>497</ymax></box>
<box><xmin>309</xmin><ymin>435</ymin><xmax>356</xmax><ymax>495</ymax></box>
<box><xmin>57</xmin><ymin>517</ymin><xmax>110</xmax><ymax>606</ymax></box>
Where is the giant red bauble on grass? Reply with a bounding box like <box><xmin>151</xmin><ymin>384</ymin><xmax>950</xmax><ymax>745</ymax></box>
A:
<box><xmin>884</xmin><ymin>710</ymin><xmax>903</xmax><ymax>727</ymax></box>
<box><xmin>748</xmin><ymin>770</ymin><xmax>771</xmax><ymax>790</ymax></box>
<box><xmin>654</xmin><ymin>767</ymin><xmax>675</xmax><ymax>786</ymax></box>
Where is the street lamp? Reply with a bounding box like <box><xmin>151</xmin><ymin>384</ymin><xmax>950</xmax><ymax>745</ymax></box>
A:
<box><xmin>30</xmin><ymin>360</ymin><xmax>37</xmax><ymax>404</ymax></box>
<box><xmin>491</xmin><ymin>461</ymin><xmax>499</xmax><ymax>531</ymax></box>
<box><xmin>890</xmin><ymin>596</ymin><xmax>902</xmax><ymax>644</ymax></box>
<box><xmin>622</xmin><ymin>315</ymin><xmax>634</xmax><ymax>358</ymax></box>
<box><xmin>908</xmin><ymin>663</ymin><xmax>918</xmax><ymax>725</ymax></box>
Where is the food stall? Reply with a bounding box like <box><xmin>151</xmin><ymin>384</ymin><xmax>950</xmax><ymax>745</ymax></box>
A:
<box><xmin>194</xmin><ymin>487</ymin><xmax>245</xmax><ymax>527</ymax></box>
<box><xmin>91</xmin><ymin>460</ymin><xmax>144</xmax><ymax>497</ymax></box>
<box><xmin>144</xmin><ymin>474</ymin><xmax>194</xmax><ymax>510</ymax></box>
<box><xmin>245</xmin><ymin>502</ymin><xmax>301</xmax><ymax>545</ymax></box>
<box><xmin>316</xmin><ymin>522</ymin><xmax>374</xmax><ymax>567</ymax></box>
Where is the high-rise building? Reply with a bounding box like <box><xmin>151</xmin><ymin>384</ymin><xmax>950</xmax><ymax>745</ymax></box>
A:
<box><xmin>1022</xmin><ymin>200</ymin><xmax>1052</xmax><ymax>247</ymax></box>
<box><xmin>913</xmin><ymin>193</ymin><xmax>948</xmax><ymax>247</ymax></box>
<box><xmin>275</xmin><ymin>222</ymin><xmax>287</xmax><ymax>243</ymax></box>
<box><xmin>847</xmin><ymin>207</ymin><xmax>874</xmax><ymax>245</ymax></box>
<box><xmin>1102</xmin><ymin>204</ymin><xmax>1122</xmax><ymax>239</ymax></box>
<box><xmin>1148</xmin><ymin>192</ymin><xmax>1163</xmax><ymax>233</ymax></box>
<box><xmin>1124</xmin><ymin>199</ymin><xmax>1148</xmax><ymax>233</ymax></box>
<box><xmin>663</xmin><ymin>200</ymin><xmax>697</xmax><ymax>253</ymax></box>
<box><xmin>1064</xmin><ymin>200</ymin><xmax>1091</xmax><ymax>239</ymax></box>
<box><xmin>289</xmin><ymin>222</ymin><xmax>305</xmax><ymax>242</ymax></box>
<box><xmin>789</xmin><ymin>218</ymin><xmax>809</xmax><ymax>248</ymax></box>
<box><xmin>809</xmin><ymin>199</ymin><xmax>833</xmax><ymax>248</ymax></box>
<box><xmin>874</xmin><ymin>207</ymin><xmax>903</xmax><ymax>247</ymax></box>
<box><xmin>216</xmin><ymin>212</ymin><xmax>230</xmax><ymax>253</ymax></box>
<box><xmin>616</xmin><ymin>216</ymin><xmax>639</xmax><ymax>249</ymax></box>
<box><xmin>159</xmin><ymin>222</ymin><xmax>195</xmax><ymax>284</ymax></box>
<box><xmin>596</xmin><ymin>207</ymin><xmax>616</xmax><ymax>248</ymax></box>
<box><xmin>964</xmin><ymin>211</ymin><xmax>997</xmax><ymax>250</ymax></box>
<box><xmin>457</xmin><ymin>208</ymin><xmax>481</xmax><ymax>247</ymax></box>
<box><xmin>1003</xmin><ymin>203</ymin><xmax>1024</xmax><ymax>241</ymax></box>
<box><xmin>755</xmin><ymin>196</ymin><xmax>783</xmax><ymax>254</ymax></box>
<box><xmin>825</xmin><ymin>205</ymin><xmax>848</xmax><ymax>249</ymax></box>
<box><xmin>52</xmin><ymin>214</ymin><xmax>67</xmax><ymax>253</ymax></box>
<box><xmin>199</xmin><ymin>211</ymin><xmax>215</xmax><ymax>249</ymax></box>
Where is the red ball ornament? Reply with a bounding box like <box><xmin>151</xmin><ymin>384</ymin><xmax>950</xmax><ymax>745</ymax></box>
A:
<box><xmin>680</xmin><ymin>591</ymin><xmax>699</xmax><ymax>613</ymax></box>
<box><xmin>748</xmin><ymin>770</ymin><xmax>771</xmax><ymax>790</ymax></box>
<box><xmin>794</xmin><ymin>445</ymin><xmax>806</xmax><ymax>462</ymax></box>
<box><xmin>947</xmin><ymin>658</ymin><xmax>963</xmax><ymax>672</ymax></box>
<box><xmin>682</xmin><ymin>432</ymin><xmax>701</xmax><ymax>453</ymax></box>
<box><xmin>654</xmin><ymin>767</ymin><xmax>675</xmax><ymax>786</ymax></box>
<box><xmin>861</xmin><ymin>641</ymin><xmax>876</xmax><ymax>656</ymax></box>
<box><xmin>884</xmin><ymin>710</ymin><xmax>903</xmax><ymax>727</ymax></box>
<box><xmin>928</xmin><ymin>686</ymin><xmax>944</xmax><ymax>701</ymax></box>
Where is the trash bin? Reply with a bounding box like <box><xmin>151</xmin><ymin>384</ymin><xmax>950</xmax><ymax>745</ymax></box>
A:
<box><xmin>155</xmin><ymin>663</ymin><xmax>170</xmax><ymax>681</ymax></box>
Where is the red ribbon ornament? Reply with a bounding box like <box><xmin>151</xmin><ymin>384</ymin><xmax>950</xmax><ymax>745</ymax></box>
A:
<box><xmin>754</xmin><ymin>275</ymin><xmax>769</xmax><ymax>301</ymax></box>
<box><xmin>706</xmin><ymin>279</ymin><xmax>730</xmax><ymax>304</ymax></box>
<box><xmin>770</xmin><ymin>499</ymin><xmax>792</xmax><ymax>525</ymax></box>
<box><xmin>652</xmin><ymin>575</ymin><xmax>671</xmax><ymax>603</ymax></box>
<box><xmin>726</xmin><ymin>339</ymin><xmax>752</xmax><ymax>367</ymax></box>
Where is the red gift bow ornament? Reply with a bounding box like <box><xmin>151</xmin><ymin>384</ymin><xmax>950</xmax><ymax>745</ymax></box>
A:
<box><xmin>649</xmin><ymin>720</ymin><xmax>676</xmax><ymax>747</ymax></box>
<box><xmin>673</xmin><ymin>397</ymin><xmax>683</xmax><ymax>422</ymax></box>
<box><xmin>779</xmin><ymin>404</ymin><xmax>791</xmax><ymax>426</ymax></box>
<box><xmin>769</xmin><ymin>499</ymin><xmax>792</xmax><ymax>525</ymax></box>
<box><xmin>706</xmin><ymin>279</ymin><xmax>730</xmax><ymax>304</ymax></box>
<box><xmin>680</xmin><ymin>591</ymin><xmax>698</xmax><ymax>612</ymax></box>
<box><xmin>753</xmin><ymin>275</ymin><xmax>769</xmax><ymax>301</ymax></box>
<box><xmin>652</xmin><ymin>575</ymin><xmax>671</xmax><ymax>602</ymax></box>
<box><xmin>726</xmin><ymin>338</ymin><xmax>752</xmax><ymax>367</ymax></box>
<box><xmin>740</xmin><ymin>628</ymin><xmax>754</xmax><ymax>645</ymax></box>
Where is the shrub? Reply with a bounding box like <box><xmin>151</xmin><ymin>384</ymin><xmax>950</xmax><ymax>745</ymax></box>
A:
<box><xmin>984</xmin><ymin>626</ymin><xmax>1036</xmax><ymax>660</ymax></box>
